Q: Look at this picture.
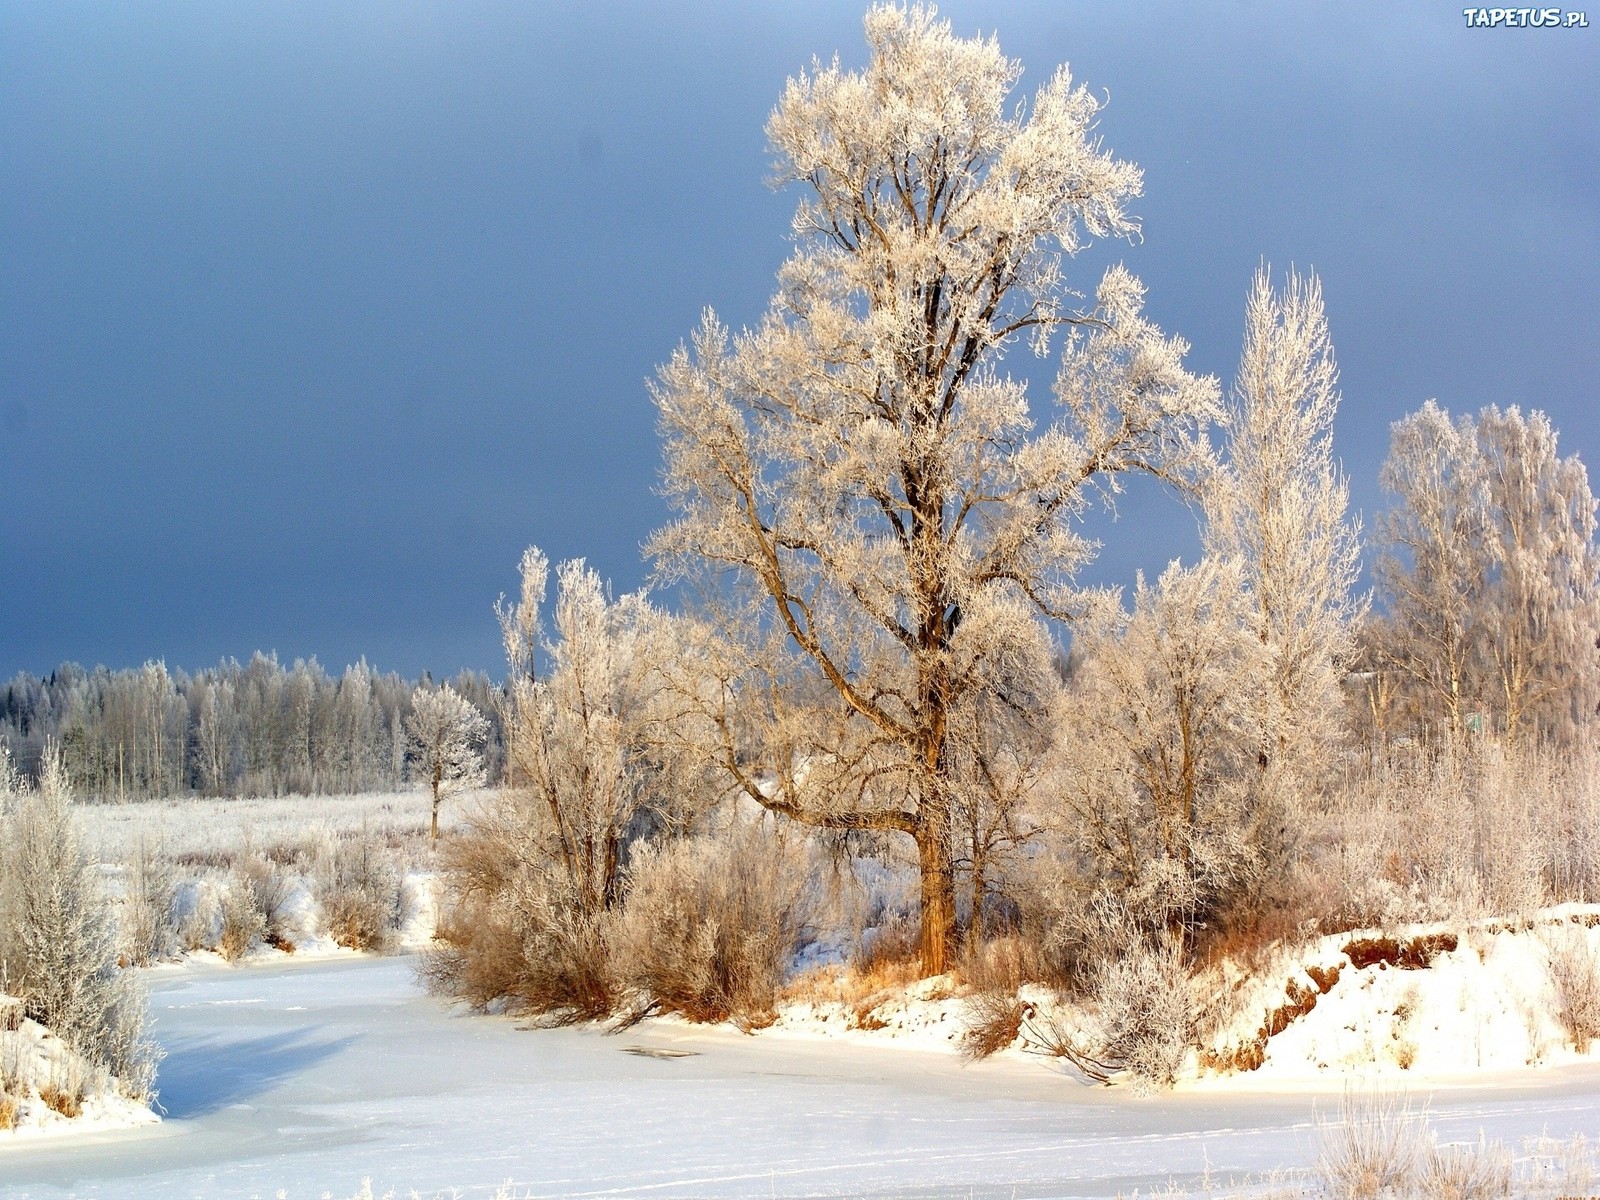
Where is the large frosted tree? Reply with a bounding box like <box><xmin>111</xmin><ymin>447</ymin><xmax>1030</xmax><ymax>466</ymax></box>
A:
<box><xmin>651</xmin><ymin>5</ymin><xmax>1218</xmax><ymax>974</ymax></box>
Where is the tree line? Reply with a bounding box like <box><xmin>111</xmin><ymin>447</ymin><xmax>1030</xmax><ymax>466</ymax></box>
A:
<box><xmin>0</xmin><ymin>655</ymin><xmax>505</xmax><ymax>800</ymax></box>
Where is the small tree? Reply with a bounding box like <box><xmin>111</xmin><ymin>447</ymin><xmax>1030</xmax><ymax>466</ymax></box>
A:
<box><xmin>0</xmin><ymin>747</ymin><xmax>160</xmax><ymax>1100</ymax></box>
<box><xmin>496</xmin><ymin>549</ymin><xmax>682</xmax><ymax>916</ymax></box>
<box><xmin>425</xmin><ymin>549</ymin><xmax>689</xmax><ymax>1020</ymax></box>
<box><xmin>1057</xmin><ymin>560</ymin><xmax>1268</xmax><ymax>941</ymax></box>
<box><xmin>407</xmin><ymin>684</ymin><xmax>488</xmax><ymax>840</ymax></box>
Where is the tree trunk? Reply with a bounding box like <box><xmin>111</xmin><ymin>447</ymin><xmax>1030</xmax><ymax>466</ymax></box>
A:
<box><xmin>915</xmin><ymin>809</ymin><xmax>957</xmax><ymax>976</ymax></box>
<box><xmin>430</xmin><ymin>777</ymin><xmax>441</xmax><ymax>841</ymax></box>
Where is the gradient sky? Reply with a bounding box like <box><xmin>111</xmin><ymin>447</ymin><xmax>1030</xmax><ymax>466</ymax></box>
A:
<box><xmin>2</xmin><ymin>1</ymin><xmax>1596</xmax><ymax>680</ymax></box>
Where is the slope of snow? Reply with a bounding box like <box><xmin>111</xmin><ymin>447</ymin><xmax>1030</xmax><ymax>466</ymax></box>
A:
<box><xmin>1194</xmin><ymin>908</ymin><xmax>1600</xmax><ymax>1084</ymax></box>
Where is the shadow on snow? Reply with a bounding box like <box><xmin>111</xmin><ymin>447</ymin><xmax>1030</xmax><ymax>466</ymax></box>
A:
<box><xmin>154</xmin><ymin>1028</ymin><xmax>358</xmax><ymax>1119</ymax></box>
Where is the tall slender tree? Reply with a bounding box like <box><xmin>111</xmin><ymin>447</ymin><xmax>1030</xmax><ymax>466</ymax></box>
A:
<box><xmin>1206</xmin><ymin>266</ymin><xmax>1363</xmax><ymax>783</ymax></box>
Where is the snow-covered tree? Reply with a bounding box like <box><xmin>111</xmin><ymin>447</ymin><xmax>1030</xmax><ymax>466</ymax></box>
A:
<box><xmin>0</xmin><ymin>747</ymin><xmax>159</xmax><ymax>1100</ymax></box>
<box><xmin>426</xmin><ymin>550</ymin><xmax>690</xmax><ymax>1018</ymax></box>
<box><xmin>650</xmin><ymin>4</ymin><xmax>1218</xmax><ymax>974</ymax></box>
<box><xmin>1206</xmin><ymin>266</ymin><xmax>1363</xmax><ymax>783</ymax></box>
<box><xmin>1373</xmin><ymin>401</ymin><xmax>1488</xmax><ymax>738</ymax></box>
<box><xmin>407</xmin><ymin>683</ymin><xmax>489</xmax><ymax>840</ymax></box>
<box><xmin>1056</xmin><ymin>561</ymin><xmax>1268</xmax><ymax>940</ymax></box>
<box><xmin>493</xmin><ymin>550</ymin><xmax>682</xmax><ymax>916</ymax></box>
<box><xmin>1374</xmin><ymin>402</ymin><xmax>1600</xmax><ymax>742</ymax></box>
<box><xmin>1474</xmin><ymin>406</ymin><xmax>1600</xmax><ymax>741</ymax></box>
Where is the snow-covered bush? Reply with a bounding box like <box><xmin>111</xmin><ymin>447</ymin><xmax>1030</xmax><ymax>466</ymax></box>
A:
<box><xmin>119</xmin><ymin>838</ymin><xmax>178</xmax><ymax>967</ymax></box>
<box><xmin>1087</xmin><ymin>934</ymin><xmax>1192</xmax><ymax>1091</ymax></box>
<box><xmin>423</xmin><ymin>826</ymin><xmax>616</xmax><ymax>1023</ymax></box>
<box><xmin>608</xmin><ymin>828</ymin><xmax>810</xmax><ymax>1025</ymax></box>
<box><xmin>1054</xmin><ymin>562</ymin><xmax>1276</xmax><ymax>944</ymax></box>
<box><xmin>0</xmin><ymin>748</ymin><xmax>160</xmax><ymax>1102</ymax></box>
<box><xmin>217</xmin><ymin>874</ymin><xmax>266</xmax><ymax>962</ymax></box>
<box><xmin>314</xmin><ymin>831</ymin><xmax>402</xmax><ymax>952</ymax></box>
<box><xmin>1312</xmin><ymin>739</ymin><xmax>1600</xmax><ymax>933</ymax></box>
<box><xmin>1544</xmin><ymin>925</ymin><xmax>1600</xmax><ymax>1053</ymax></box>
<box><xmin>236</xmin><ymin>854</ymin><xmax>301</xmax><ymax>948</ymax></box>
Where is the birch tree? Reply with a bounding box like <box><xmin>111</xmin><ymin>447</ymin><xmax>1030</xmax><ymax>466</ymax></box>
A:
<box><xmin>1374</xmin><ymin>402</ymin><xmax>1600</xmax><ymax>742</ymax></box>
<box><xmin>1474</xmin><ymin>405</ymin><xmax>1600</xmax><ymax>741</ymax></box>
<box><xmin>651</xmin><ymin>4</ymin><xmax>1218</xmax><ymax>974</ymax></box>
<box><xmin>1373</xmin><ymin>401</ymin><xmax>1489</xmax><ymax>738</ymax></box>
<box><xmin>1206</xmin><ymin>266</ymin><xmax>1363</xmax><ymax>784</ymax></box>
<box><xmin>407</xmin><ymin>683</ymin><xmax>489</xmax><ymax>840</ymax></box>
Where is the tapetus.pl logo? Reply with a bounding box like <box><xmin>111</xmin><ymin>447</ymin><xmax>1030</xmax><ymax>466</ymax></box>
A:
<box><xmin>1463</xmin><ymin>6</ymin><xmax>1589</xmax><ymax>24</ymax></box>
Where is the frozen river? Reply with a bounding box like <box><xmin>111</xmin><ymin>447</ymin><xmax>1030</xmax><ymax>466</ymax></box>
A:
<box><xmin>4</xmin><ymin>955</ymin><xmax>1600</xmax><ymax>1199</ymax></box>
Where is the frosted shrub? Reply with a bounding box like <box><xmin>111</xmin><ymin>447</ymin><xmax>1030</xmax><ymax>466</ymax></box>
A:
<box><xmin>217</xmin><ymin>873</ymin><xmax>266</xmax><ymax>962</ymax></box>
<box><xmin>1089</xmin><ymin>934</ymin><xmax>1192</xmax><ymax>1091</ymax></box>
<box><xmin>421</xmin><ymin>826</ymin><xmax>616</xmax><ymax>1022</ymax></box>
<box><xmin>174</xmin><ymin>879</ymin><xmax>222</xmax><ymax>953</ymax></box>
<box><xmin>609</xmin><ymin>828</ymin><xmax>811</xmax><ymax>1025</ymax></box>
<box><xmin>120</xmin><ymin>839</ymin><xmax>178</xmax><ymax>967</ymax></box>
<box><xmin>1544</xmin><ymin>926</ymin><xmax>1600</xmax><ymax>1052</ymax></box>
<box><xmin>1317</xmin><ymin>739</ymin><xmax>1600</xmax><ymax>933</ymax></box>
<box><xmin>237</xmin><ymin>854</ymin><xmax>301</xmax><ymax>948</ymax></box>
<box><xmin>314</xmin><ymin>832</ymin><xmax>402</xmax><ymax>952</ymax></box>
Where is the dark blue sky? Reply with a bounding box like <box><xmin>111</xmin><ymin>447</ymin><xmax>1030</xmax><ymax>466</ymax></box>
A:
<box><xmin>2</xmin><ymin>2</ymin><xmax>1595</xmax><ymax>679</ymax></box>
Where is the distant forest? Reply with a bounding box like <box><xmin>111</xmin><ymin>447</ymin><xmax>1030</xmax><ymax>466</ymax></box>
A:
<box><xmin>0</xmin><ymin>656</ymin><xmax>505</xmax><ymax>799</ymax></box>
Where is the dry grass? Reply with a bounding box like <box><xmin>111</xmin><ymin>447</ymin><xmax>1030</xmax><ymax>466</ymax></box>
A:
<box><xmin>39</xmin><ymin>1081</ymin><xmax>82</xmax><ymax>1119</ymax></box>
<box><xmin>779</xmin><ymin>920</ymin><xmax>923</xmax><ymax>1018</ymax></box>
<box><xmin>1316</xmin><ymin>1090</ymin><xmax>1427</xmax><ymax>1200</ymax></box>
<box><xmin>0</xmin><ymin>1091</ymin><xmax>17</xmax><ymax>1130</ymax></box>
<box><xmin>1417</xmin><ymin>1136</ymin><xmax>1513</xmax><ymax>1200</ymax></box>
<box><xmin>959</xmin><ymin>989</ymin><xmax>1026</xmax><ymax>1060</ymax></box>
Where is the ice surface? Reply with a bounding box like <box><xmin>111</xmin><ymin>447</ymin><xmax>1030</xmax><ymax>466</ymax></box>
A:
<box><xmin>3</xmin><ymin>956</ymin><xmax>1599</xmax><ymax>1199</ymax></box>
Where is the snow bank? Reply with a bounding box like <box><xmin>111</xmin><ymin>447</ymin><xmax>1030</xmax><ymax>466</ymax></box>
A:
<box><xmin>0</xmin><ymin>999</ymin><xmax>158</xmax><ymax>1142</ymax></box>
<box><xmin>1194</xmin><ymin>906</ymin><xmax>1600</xmax><ymax>1084</ymax></box>
<box><xmin>750</xmin><ymin>906</ymin><xmax>1600</xmax><ymax>1093</ymax></box>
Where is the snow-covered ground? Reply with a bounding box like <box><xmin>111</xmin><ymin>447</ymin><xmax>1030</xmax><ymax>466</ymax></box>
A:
<box><xmin>78</xmin><ymin>790</ymin><xmax>478</xmax><ymax>867</ymax></box>
<box><xmin>4</xmin><ymin>955</ymin><xmax>1600</xmax><ymax>1199</ymax></box>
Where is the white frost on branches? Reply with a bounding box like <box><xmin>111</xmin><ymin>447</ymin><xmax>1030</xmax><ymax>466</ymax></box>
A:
<box><xmin>650</xmin><ymin>3</ymin><xmax>1218</xmax><ymax>973</ymax></box>
<box><xmin>1206</xmin><ymin>266</ymin><xmax>1364</xmax><ymax>781</ymax></box>
<box><xmin>407</xmin><ymin>684</ymin><xmax>488</xmax><ymax>840</ymax></box>
<box><xmin>1375</xmin><ymin>401</ymin><xmax>1600</xmax><ymax>741</ymax></box>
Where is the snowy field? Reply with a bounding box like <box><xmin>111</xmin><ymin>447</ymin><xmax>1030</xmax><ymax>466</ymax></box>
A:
<box><xmin>76</xmin><ymin>790</ymin><xmax>483</xmax><ymax>867</ymax></box>
<box><xmin>2</xmin><ymin>955</ymin><xmax>1599</xmax><ymax>1200</ymax></box>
